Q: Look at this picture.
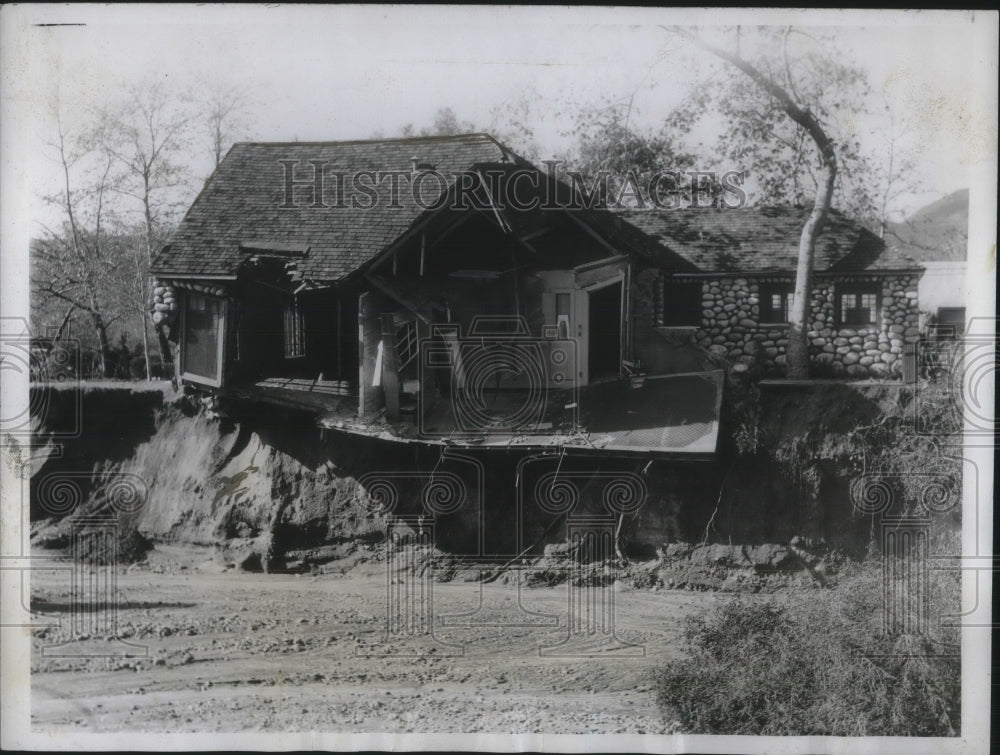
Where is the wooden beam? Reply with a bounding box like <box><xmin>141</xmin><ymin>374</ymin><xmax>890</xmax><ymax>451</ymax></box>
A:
<box><xmin>336</xmin><ymin>294</ymin><xmax>342</xmax><ymax>380</ymax></box>
<box><xmin>476</xmin><ymin>170</ymin><xmax>513</xmax><ymax>234</ymax></box>
<box><xmin>563</xmin><ymin>211</ymin><xmax>624</xmax><ymax>258</ymax></box>
<box><xmin>159</xmin><ymin>274</ymin><xmax>237</xmax><ymax>281</ymax></box>
<box><xmin>426</xmin><ymin>210</ymin><xmax>477</xmax><ymax>252</ymax></box>
<box><xmin>419</xmin><ymin>231</ymin><xmax>426</xmax><ymax>276</ymax></box>
<box><xmin>364</xmin><ymin>273</ymin><xmax>431</xmax><ymax>325</ymax></box>
<box><xmin>380</xmin><ymin>313</ymin><xmax>400</xmax><ymax>423</ymax></box>
<box><xmin>366</xmin><ymin>182</ymin><xmax>469</xmax><ymax>273</ymax></box>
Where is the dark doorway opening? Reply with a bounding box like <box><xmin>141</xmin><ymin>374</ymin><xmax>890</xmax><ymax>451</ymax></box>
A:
<box><xmin>588</xmin><ymin>281</ymin><xmax>622</xmax><ymax>381</ymax></box>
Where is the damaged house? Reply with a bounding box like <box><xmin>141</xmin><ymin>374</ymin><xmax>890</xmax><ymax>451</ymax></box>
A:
<box><xmin>150</xmin><ymin>133</ymin><xmax>920</xmax><ymax>456</ymax></box>
<box><xmin>150</xmin><ymin>134</ymin><xmax>723</xmax><ymax>456</ymax></box>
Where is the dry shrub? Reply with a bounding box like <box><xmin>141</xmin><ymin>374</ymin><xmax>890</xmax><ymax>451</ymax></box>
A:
<box><xmin>656</xmin><ymin>555</ymin><xmax>960</xmax><ymax>736</ymax></box>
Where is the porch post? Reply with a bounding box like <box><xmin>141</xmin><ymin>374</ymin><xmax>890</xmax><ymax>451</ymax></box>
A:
<box><xmin>380</xmin><ymin>313</ymin><xmax>401</xmax><ymax>423</ymax></box>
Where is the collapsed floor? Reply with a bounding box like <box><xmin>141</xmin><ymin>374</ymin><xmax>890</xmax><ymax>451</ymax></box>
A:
<box><xmin>28</xmin><ymin>376</ymin><xmax>962</xmax><ymax>583</ymax></box>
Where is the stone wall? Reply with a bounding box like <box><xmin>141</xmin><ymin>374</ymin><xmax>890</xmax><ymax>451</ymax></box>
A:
<box><xmin>685</xmin><ymin>273</ymin><xmax>921</xmax><ymax>378</ymax></box>
<box><xmin>631</xmin><ymin>268</ymin><xmax>717</xmax><ymax>375</ymax></box>
<box><xmin>151</xmin><ymin>280</ymin><xmax>178</xmax><ymax>327</ymax></box>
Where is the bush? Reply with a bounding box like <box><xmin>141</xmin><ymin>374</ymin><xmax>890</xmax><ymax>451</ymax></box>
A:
<box><xmin>129</xmin><ymin>354</ymin><xmax>158</xmax><ymax>379</ymax></box>
<box><xmin>656</xmin><ymin>561</ymin><xmax>960</xmax><ymax>736</ymax></box>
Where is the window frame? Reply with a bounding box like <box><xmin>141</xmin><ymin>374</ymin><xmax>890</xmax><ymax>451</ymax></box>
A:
<box><xmin>659</xmin><ymin>277</ymin><xmax>703</xmax><ymax>328</ymax></box>
<box><xmin>396</xmin><ymin>320</ymin><xmax>419</xmax><ymax>370</ymax></box>
<box><xmin>758</xmin><ymin>282</ymin><xmax>796</xmax><ymax>325</ymax></box>
<box><xmin>179</xmin><ymin>291</ymin><xmax>227</xmax><ymax>388</ymax></box>
<box><xmin>283</xmin><ymin>300</ymin><xmax>306</xmax><ymax>359</ymax></box>
<box><xmin>836</xmin><ymin>283</ymin><xmax>882</xmax><ymax>328</ymax></box>
<box><xmin>934</xmin><ymin>307</ymin><xmax>966</xmax><ymax>338</ymax></box>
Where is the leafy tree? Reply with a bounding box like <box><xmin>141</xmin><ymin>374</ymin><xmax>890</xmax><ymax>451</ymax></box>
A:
<box><xmin>671</xmin><ymin>26</ymin><xmax>868</xmax><ymax>378</ymax></box>
<box><xmin>559</xmin><ymin>96</ymin><xmax>699</xmax><ymax>207</ymax></box>
<box><xmin>487</xmin><ymin>87</ymin><xmax>546</xmax><ymax>163</ymax></box>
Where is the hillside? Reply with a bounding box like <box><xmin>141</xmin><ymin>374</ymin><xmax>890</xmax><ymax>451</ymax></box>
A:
<box><xmin>887</xmin><ymin>189</ymin><xmax>969</xmax><ymax>262</ymax></box>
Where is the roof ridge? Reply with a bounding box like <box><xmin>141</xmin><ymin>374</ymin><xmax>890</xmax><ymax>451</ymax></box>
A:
<box><xmin>232</xmin><ymin>132</ymin><xmax>505</xmax><ymax>149</ymax></box>
<box><xmin>614</xmin><ymin>205</ymin><xmax>852</xmax><ymax>216</ymax></box>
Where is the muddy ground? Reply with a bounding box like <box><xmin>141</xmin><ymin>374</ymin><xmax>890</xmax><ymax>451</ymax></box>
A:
<box><xmin>30</xmin><ymin>544</ymin><xmax>731</xmax><ymax>735</ymax></box>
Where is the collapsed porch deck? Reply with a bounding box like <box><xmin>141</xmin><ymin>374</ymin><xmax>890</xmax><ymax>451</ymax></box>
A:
<box><xmin>223</xmin><ymin>371</ymin><xmax>723</xmax><ymax>457</ymax></box>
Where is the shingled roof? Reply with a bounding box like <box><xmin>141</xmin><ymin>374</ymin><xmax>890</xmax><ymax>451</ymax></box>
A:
<box><xmin>152</xmin><ymin>134</ymin><xmax>514</xmax><ymax>281</ymax></box>
<box><xmin>618</xmin><ymin>206</ymin><xmax>921</xmax><ymax>274</ymax></box>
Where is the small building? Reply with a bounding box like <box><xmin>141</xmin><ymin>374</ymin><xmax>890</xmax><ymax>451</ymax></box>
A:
<box><xmin>150</xmin><ymin>134</ymin><xmax>724</xmax><ymax>455</ymax></box>
<box><xmin>622</xmin><ymin>206</ymin><xmax>925</xmax><ymax>379</ymax></box>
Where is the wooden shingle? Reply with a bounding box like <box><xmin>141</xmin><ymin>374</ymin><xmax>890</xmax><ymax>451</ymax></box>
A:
<box><xmin>152</xmin><ymin>134</ymin><xmax>511</xmax><ymax>281</ymax></box>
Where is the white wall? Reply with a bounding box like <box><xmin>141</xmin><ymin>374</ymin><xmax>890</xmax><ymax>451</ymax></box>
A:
<box><xmin>918</xmin><ymin>262</ymin><xmax>967</xmax><ymax>314</ymax></box>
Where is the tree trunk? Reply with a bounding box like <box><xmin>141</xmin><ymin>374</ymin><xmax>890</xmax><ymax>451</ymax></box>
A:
<box><xmin>787</xmin><ymin>159</ymin><xmax>835</xmax><ymax>378</ymax></box>
<box><xmin>55</xmin><ymin>305</ymin><xmax>76</xmax><ymax>341</ymax></box>
<box><xmin>140</xmin><ymin>312</ymin><xmax>151</xmax><ymax>379</ymax></box>
<box><xmin>91</xmin><ymin>311</ymin><xmax>113</xmax><ymax>378</ymax></box>
<box><xmin>142</xmin><ymin>185</ymin><xmax>155</xmax><ymax>380</ymax></box>
<box><xmin>156</xmin><ymin>323</ymin><xmax>173</xmax><ymax>371</ymax></box>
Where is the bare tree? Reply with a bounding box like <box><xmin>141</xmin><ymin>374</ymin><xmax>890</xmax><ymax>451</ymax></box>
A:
<box><xmin>96</xmin><ymin>78</ymin><xmax>194</xmax><ymax>378</ymax></box>
<box><xmin>874</xmin><ymin>100</ymin><xmax>923</xmax><ymax>239</ymax></box>
<box><xmin>199</xmin><ymin>78</ymin><xmax>255</xmax><ymax>169</ymax></box>
<box><xmin>33</xmin><ymin>108</ymin><xmax>128</xmax><ymax>376</ymax></box>
<box><xmin>399</xmin><ymin>107</ymin><xmax>478</xmax><ymax>138</ymax></box>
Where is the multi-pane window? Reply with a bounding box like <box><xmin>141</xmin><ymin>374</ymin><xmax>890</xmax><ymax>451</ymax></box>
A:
<box><xmin>837</xmin><ymin>285</ymin><xmax>881</xmax><ymax>327</ymax></box>
<box><xmin>284</xmin><ymin>301</ymin><xmax>305</xmax><ymax>358</ymax></box>
<box><xmin>759</xmin><ymin>283</ymin><xmax>796</xmax><ymax>324</ymax></box>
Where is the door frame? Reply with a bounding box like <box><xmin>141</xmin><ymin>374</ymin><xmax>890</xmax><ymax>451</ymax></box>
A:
<box><xmin>538</xmin><ymin>257</ymin><xmax>629</xmax><ymax>387</ymax></box>
<box><xmin>578</xmin><ymin>274</ymin><xmax>626</xmax><ymax>385</ymax></box>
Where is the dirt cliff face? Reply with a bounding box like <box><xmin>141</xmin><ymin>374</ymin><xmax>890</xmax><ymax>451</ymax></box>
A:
<box><xmin>710</xmin><ymin>377</ymin><xmax>962</xmax><ymax>552</ymax></box>
<box><xmin>28</xmin><ymin>384</ymin><xmax>167</xmax><ymax>520</ymax></box>
<box><xmin>29</xmin><ymin>378</ymin><xmax>961</xmax><ymax>567</ymax></box>
<box><xmin>111</xmin><ymin>401</ymin><xmax>401</xmax><ymax>569</ymax></box>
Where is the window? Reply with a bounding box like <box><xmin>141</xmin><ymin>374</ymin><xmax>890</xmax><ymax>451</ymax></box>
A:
<box><xmin>182</xmin><ymin>293</ymin><xmax>223</xmax><ymax>384</ymax></box>
<box><xmin>396</xmin><ymin>320</ymin><xmax>419</xmax><ymax>369</ymax></box>
<box><xmin>284</xmin><ymin>302</ymin><xmax>305</xmax><ymax>358</ymax></box>
<box><xmin>934</xmin><ymin>307</ymin><xmax>966</xmax><ymax>338</ymax></box>
<box><xmin>759</xmin><ymin>283</ymin><xmax>796</xmax><ymax>324</ymax></box>
<box><xmin>837</xmin><ymin>285</ymin><xmax>880</xmax><ymax>327</ymax></box>
<box><xmin>659</xmin><ymin>279</ymin><xmax>702</xmax><ymax>327</ymax></box>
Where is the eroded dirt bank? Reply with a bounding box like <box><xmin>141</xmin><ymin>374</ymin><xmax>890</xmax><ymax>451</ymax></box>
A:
<box><xmin>30</xmin><ymin>379</ymin><xmax>959</xmax><ymax>571</ymax></box>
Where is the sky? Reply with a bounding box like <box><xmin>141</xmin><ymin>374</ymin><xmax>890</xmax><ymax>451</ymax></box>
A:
<box><xmin>2</xmin><ymin>6</ymin><xmax>997</xmax><ymax>236</ymax></box>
